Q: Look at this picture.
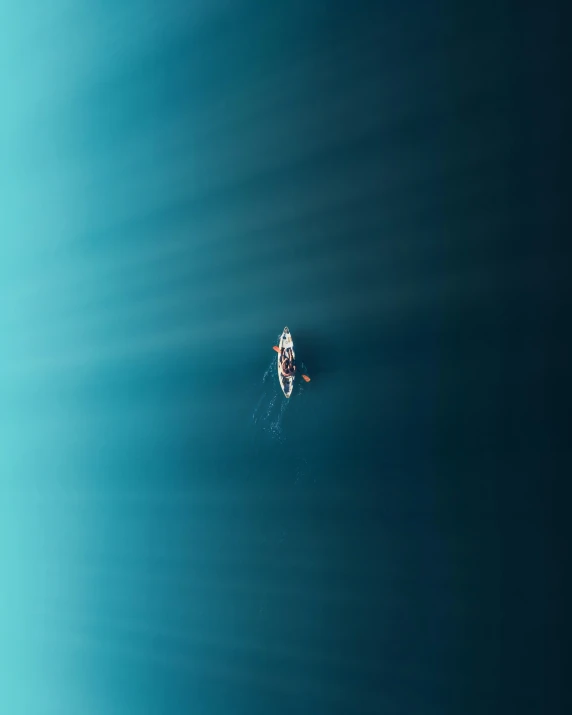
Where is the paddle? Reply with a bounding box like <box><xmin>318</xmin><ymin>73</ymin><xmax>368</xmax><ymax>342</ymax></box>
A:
<box><xmin>272</xmin><ymin>346</ymin><xmax>311</xmax><ymax>382</ymax></box>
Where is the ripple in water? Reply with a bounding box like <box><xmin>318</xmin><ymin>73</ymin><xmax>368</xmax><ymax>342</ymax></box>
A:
<box><xmin>252</xmin><ymin>356</ymin><xmax>289</xmax><ymax>442</ymax></box>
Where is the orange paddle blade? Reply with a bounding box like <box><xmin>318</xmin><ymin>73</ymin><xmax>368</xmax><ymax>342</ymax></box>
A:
<box><xmin>272</xmin><ymin>346</ymin><xmax>280</xmax><ymax>353</ymax></box>
<box><xmin>302</xmin><ymin>374</ymin><xmax>311</xmax><ymax>382</ymax></box>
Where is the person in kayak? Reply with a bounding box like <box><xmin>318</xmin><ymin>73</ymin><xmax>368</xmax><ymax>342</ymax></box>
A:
<box><xmin>272</xmin><ymin>332</ymin><xmax>310</xmax><ymax>388</ymax></box>
<box><xmin>282</xmin><ymin>363</ymin><xmax>294</xmax><ymax>377</ymax></box>
<box><xmin>281</xmin><ymin>352</ymin><xmax>296</xmax><ymax>377</ymax></box>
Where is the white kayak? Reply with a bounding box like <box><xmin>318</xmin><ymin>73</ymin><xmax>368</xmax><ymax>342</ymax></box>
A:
<box><xmin>277</xmin><ymin>326</ymin><xmax>295</xmax><ymax>398</ymax></box>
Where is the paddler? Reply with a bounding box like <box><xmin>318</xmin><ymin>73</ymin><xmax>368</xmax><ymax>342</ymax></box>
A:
<box><xmin>281</xmin><ymin>355</ymin><xmax>295</xmax><ymax>378</ymax></box>
<box><xmin>272</xmin><ymin>334</ymin><xmax>310</xmax><ymax>385</ymax></box>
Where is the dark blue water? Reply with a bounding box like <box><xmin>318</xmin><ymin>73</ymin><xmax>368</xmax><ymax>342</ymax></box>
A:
<box><xmin>1</xmin><ymin>2</ymin><xmax>568</xmax><ymax>714</ymax></box>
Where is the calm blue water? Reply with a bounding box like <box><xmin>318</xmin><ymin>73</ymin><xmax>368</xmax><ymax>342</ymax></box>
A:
<box><xmin>1</xmin><ymin>2</ymin><xmax>567</xmax><ymax>714</ymax></box>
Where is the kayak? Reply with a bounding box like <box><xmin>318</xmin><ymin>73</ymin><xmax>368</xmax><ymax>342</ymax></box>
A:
<box><xmin>278</xmin><ymin>326</ymin><xmax>295</xmax><ymax>398</ymax></box>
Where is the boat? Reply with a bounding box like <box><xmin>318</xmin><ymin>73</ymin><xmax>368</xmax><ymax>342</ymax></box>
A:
<box><xmin>277</xmin><ymin>326</ymin><xmax>295</xmax><ymax>398</ymax></box>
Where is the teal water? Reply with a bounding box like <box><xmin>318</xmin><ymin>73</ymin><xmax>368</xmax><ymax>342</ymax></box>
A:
<box><xmin>1</xmin><ymin>2</ymin><xmax>568</xmax><ymax>714</ymax></box>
